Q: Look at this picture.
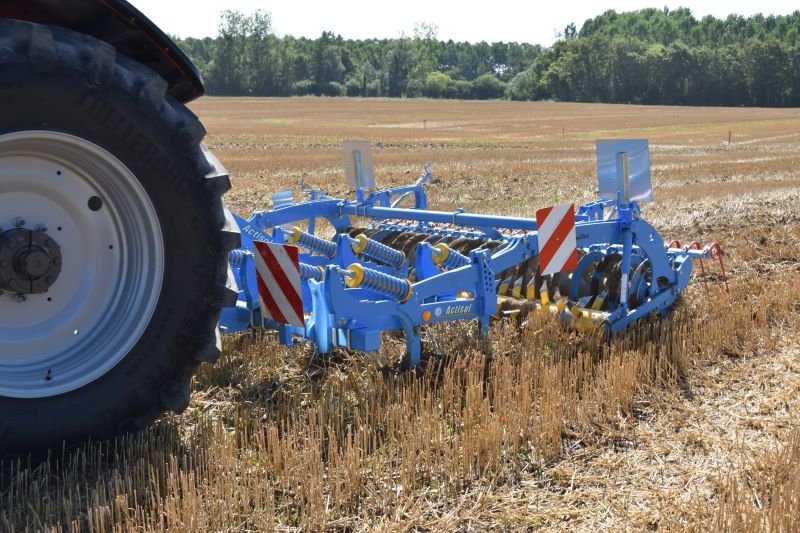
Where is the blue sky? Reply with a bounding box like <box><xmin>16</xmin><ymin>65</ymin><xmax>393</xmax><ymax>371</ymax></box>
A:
<box><xmin>130</xmin><ymin>0</ymin><xmax>799</xmax><ymax>44</ymax></box>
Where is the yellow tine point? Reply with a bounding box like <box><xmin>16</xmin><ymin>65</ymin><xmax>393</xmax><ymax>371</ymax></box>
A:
<box><xmin>591</xmin><ymin>292</ymin><xmax>606</xmax><ymax>310</ymax></box>
<box><xmin>540</xmin><ymin>288</ymin><xmax>550</xmax><ymax>306</ymax></box>
<box><xmin>526</xmin><ymin>279</ymin><xmax>537</xmax><ymax>300</ymax></box>
<box><xmin>498</xmin><ymin>276</ymin><xmax>512</xmax><ymax>295</ymax></box>
<box><xmin>512</xmin><ymin>278</ymin><xmax>523</xmax><ymax>298</ymax></box>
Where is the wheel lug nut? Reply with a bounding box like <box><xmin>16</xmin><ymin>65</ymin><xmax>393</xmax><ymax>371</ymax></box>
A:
<box><xmin>13</xmin><ymin>293</ymin><xmax>26</xmax><ymax>303</ymax></box>
<box><xmin>35</xmin><ymin>224</ymin><xmax>47</xmax><ymax>232</ymax></box>
<box><xmin>13</xmin><ymin>217</ymin><xmax>25</xmax><ymax>227</ymax></box>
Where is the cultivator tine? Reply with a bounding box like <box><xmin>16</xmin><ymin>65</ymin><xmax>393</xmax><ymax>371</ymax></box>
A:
<box><xmin>511</xmin><ymin>277</ymin><xmax>523</xmax><ymax>299</ymax></box>
<box><xmin>526</xmin><ymin>277</ymin><xmax>537</xmax><ymax>300</ymax></box>
<box><xmin>707</xmin><ymin>242</ymin><xmax>729</xmax><ymax>291</ymax></box>
<box><xmin>576</xmin><ymin>295</ymin><xmax>593</xmax><ymax>309</ymax></box>
<box><xmin>497</xmin><ymin>276</ymin><xmax>513</xmax><ymax>295</ymax></box>
<box><xmin>553</xmin><ymin>285</ymin><xmax>563</xmax><ymax>304</ymax></box>
<box><xmin>668</xmin><ymin>239</ymin><xmax>729</xmax><ymax>292</ymax></box>
<box><xmin>540</xmin><ymin>281</ymin><xmax>550</xmax><ymax>305</ymax></box>
<box><xmin>495</xmin><ymin>266</ymin><xmax>514</xmax><ymax>296</ymax></box>
<box><xmin>520</xmin><ymin>256</ymin><xmax>539</xmax><ymax>299</ymax></box>
<box><xmin>591</xmin><ymin>291</ymin><xmax>607</xmax><ymax>310</ymax></box>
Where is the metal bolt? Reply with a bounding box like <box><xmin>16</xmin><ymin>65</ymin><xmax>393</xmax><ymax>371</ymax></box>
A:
<box><xmin>13</xmin><ymin>217</ymin><xmax>25</xmax><ymax>227</ymax></box>
<box><xmin>13</xmin><ymin>294</ymin><xmax>26</xmax><ymax>303</ymax></box>
<box><xmin>35</xmin><ymin>224</ymin><xmax>48</xmax><ymax>232</ymax></box>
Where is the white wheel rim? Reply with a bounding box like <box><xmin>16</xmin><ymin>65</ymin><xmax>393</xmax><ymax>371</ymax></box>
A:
<box><xmin>0</xmin><ymin>131</ymin><xmax>164</xmax><ymax>398</ymax></box>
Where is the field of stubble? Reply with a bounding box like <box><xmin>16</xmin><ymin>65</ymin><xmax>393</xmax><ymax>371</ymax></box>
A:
<box><xmin>3</xmin><ymin>98</ymin><xmax>800</xmax><ymax>532</ymax></box>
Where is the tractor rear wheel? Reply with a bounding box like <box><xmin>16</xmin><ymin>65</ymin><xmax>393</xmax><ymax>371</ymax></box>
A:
<box><xmin>0</xmin><ymin>20</ymin><xmax>239</xmax><ymax>454</ymax></box>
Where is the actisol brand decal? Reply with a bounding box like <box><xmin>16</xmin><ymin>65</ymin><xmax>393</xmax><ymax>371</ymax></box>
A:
<box><xmin>444</xmin><ymin>304</ymin><xmax>472</xmax><ymax>316</ymax></box>
<box><xmin>242</xmin><ymin>224</ymin><xmax>272</xmax><ymax>243</ymax></box>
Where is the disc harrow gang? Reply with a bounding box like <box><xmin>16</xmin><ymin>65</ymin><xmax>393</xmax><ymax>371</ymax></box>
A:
<box><xmin>220</xmin><ymin>139</ymin><xmax>725</xmax><ymax>367</ymax></box>
<box><xmin>350</xmin><ymin>227</ymin><xmax>666</xmax><ymax>329</ymax></box>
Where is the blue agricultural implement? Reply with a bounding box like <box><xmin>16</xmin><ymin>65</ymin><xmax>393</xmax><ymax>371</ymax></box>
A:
<box><xmin>220</xmin><ymin>140</ymin><xmax>726</xmax><ymax>368</ymax></box>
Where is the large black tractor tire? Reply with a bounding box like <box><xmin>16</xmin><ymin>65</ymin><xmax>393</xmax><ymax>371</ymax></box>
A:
<box><xmin>0</xmin><ymin>20</ymin><xmax>239</xmax><ymax>454</ymax></box>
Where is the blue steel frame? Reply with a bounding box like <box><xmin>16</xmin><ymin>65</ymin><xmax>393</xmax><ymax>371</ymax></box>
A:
<box><xmin>220</xmin><ymin>164</ymin><xmax>713</xmax><ymax>367</ymax></box>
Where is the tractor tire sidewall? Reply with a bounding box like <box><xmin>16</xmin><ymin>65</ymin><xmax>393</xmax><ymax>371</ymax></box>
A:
<box><xmin>0</xmin><ymin>24</ymin><xmax>233</xmax><ymax>454</ymax></box>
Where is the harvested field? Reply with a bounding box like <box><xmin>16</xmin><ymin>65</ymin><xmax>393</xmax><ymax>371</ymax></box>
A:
<box><xmin>3</xmin><ymin>98</ymin><xmax>800</xmax><ymax>531</ymax></box>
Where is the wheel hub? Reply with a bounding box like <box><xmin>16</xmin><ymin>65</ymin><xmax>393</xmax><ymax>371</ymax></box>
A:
<box><xmin>0</xmin><ymin>228</ymin><xmax>62</xmax><ymax>294</ymax></box>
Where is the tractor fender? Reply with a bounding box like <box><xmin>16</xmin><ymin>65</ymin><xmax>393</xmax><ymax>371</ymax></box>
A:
<box><xmin>0</xmin><ymin>0</ymin><xmax>203</xmax><ymax>102</ymax></box>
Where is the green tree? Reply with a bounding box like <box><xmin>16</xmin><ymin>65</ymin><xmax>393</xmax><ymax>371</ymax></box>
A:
<box><xmin>411</xmin><ymin>22</ymin><xmax>439</xmax><ymax>89</ymax></box>
<box><xmin>744</xmin><ymin>38</ymin><xmax>791</xmax><ymax>106</ymax></box>
<box><xmin>471</xmin><ymin>73</ymin><xmax>507</xmax><ymax>99</ymax></box>
<box><xmin>385</xmin><ymin>38</ymin><xmax>412</xmax><ymax>96</ymax></box>
<box><xmin>425</xmin><ymin>71</ymin><xmax>451</xmax><ymax>98</ymax></box>
<box><xmin>314</xmin><ymin>31</ymin><xmax>345</xmax><ymax>94</ymax></box>
<box><xmin>206</xmin><ymin>10</ymin><xmax>275</xmax><ymax>96</ymax></box>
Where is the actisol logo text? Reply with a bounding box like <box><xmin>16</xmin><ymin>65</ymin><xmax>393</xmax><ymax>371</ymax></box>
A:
<box><xmin>444</xmin><ymin>304</ymin><xmax>472</xmax><ymax>316</ymax></box>
<box><xmin>242</xmin><ymin>224</ymin><xmax>272</xmax><ymax>243</ymax></box>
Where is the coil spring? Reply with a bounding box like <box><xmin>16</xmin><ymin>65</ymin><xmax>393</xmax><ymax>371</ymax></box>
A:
<box><xmin>286</xmin><ymin>227</ymin><xmax>337</xmax><ymax>258</ymax></box>
<box><xmin>345</xmin><ymin>263</ymin><xmax>412</xmax><ymax>302</ymax></box>
<box><xmin>299</xmin><ymin>262</ymin><xmax>324</xmax><ymax>282</ymax></box>
<box><xmin>351</xmin><ymin>234</ymin><xmax>405</xmax><ymax>268</ymax></box>
<box><xmin>228</xmin><ymin>248</ymin><xmax>249</xmax><ymax>267</ymax></box>
<box><xmin>431</xmin><ymin>243</ymin><xmax>470</xmax><ymax>269</ymax></box>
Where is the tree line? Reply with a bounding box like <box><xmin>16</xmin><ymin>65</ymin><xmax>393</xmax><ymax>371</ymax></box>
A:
<box><xmin>177</xmin><ymin>8</ymin><xmax>800</xmax><ymax>106</ymax></box>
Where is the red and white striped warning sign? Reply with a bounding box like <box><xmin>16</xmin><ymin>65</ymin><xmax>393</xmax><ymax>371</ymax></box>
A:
<box><xmin>252</xmin><ymin>241</ymin><xmax>304</xmax><ymax>327</ymax></box>
<box><xmin>536</xmin><ymin>203</ymin><xmax>578</xmax><ymax>276</ymax></box>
